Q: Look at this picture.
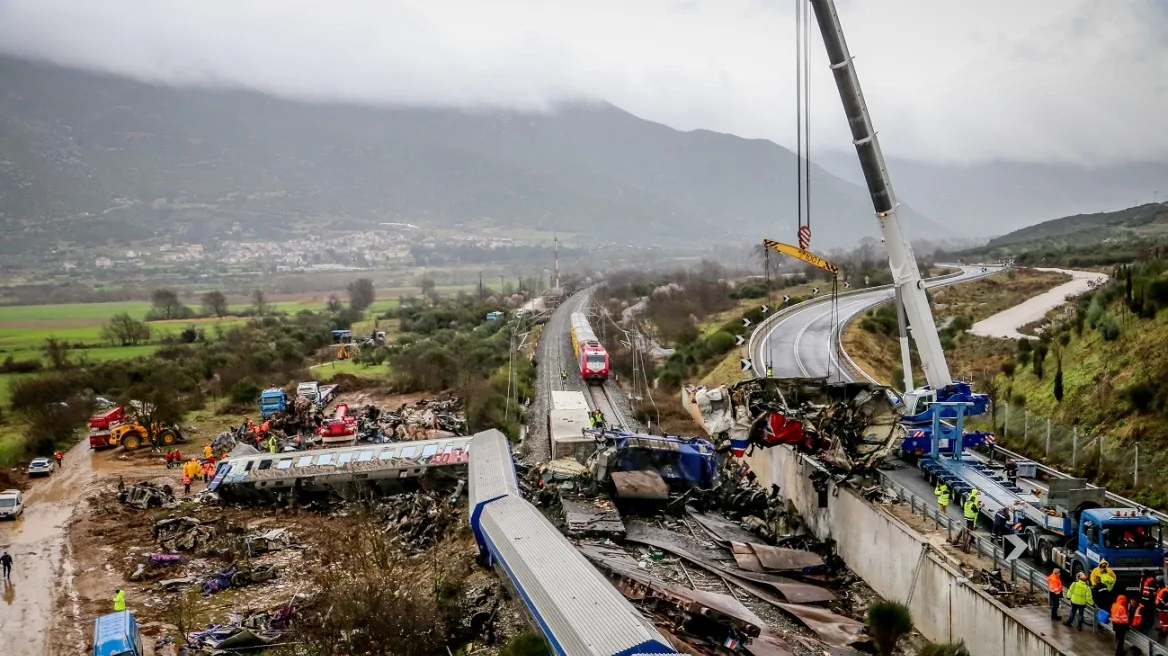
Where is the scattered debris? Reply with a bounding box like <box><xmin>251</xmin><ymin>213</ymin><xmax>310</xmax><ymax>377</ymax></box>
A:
<box><xmin>245</xmin><ymin>527</ymin><xmax>297</xmax><ymax>555</ymax></box>
<box><xmin>624</xmin><ymin>523</ymin><xmax>835</xmax><ymax>604</ymax></box>
<box><xmin>562</xmin><ymin>497</ymin><xmax>626</xmax><ymax>537</ymax></box>
<box><xmin>684</xmin><ymin>377</ymin><xmax>901</xmax><ymax>473</ymax></box>
<box><xmin>119</xmin><ymin>481</ymin><xmax>177</xmax><ymax>509</ymax></box>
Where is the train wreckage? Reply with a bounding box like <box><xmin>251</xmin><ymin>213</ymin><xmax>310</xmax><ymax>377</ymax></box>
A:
<box><xmin>209</xmin><ymin>436</ymin><xmax>472</xmax><ymax>501</ymax></box>
<box><xmin>683</xmin><ymin>377</ymin><xmax>902</xmax><ymax>472</ymax></box>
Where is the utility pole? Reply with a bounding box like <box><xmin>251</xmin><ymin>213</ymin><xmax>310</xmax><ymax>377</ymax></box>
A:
<box><xmin>478</xmin><ymin>272</ymin><xmax>483</xmax><ymax>301</ymax></box>
<box><xmin>554</xmin><ymin>232</ymin><xmax>560</xmax><ymax>289</ymax></box>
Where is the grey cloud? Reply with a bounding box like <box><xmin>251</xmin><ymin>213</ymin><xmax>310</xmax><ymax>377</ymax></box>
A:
<box><xmin>0</xmin><ymin>0</ymin><xmax>1164</xmax><ymax>166</ymax></box>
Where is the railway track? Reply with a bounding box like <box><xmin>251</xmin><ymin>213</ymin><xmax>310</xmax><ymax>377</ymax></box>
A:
<box><xmin>586</xmin><ymin>383</ymin><xmax>629</xmax><ymax>431</ymax></box>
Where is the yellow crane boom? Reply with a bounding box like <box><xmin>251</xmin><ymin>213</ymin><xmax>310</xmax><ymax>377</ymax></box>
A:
<box><xmin>762</xmin><ymin>239</ymin><xmax>840</xmax><ymax>276</ymax></box>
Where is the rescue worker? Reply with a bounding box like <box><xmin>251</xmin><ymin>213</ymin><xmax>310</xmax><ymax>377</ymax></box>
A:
<box><xmin>113</xmin><ymin>588</ymin><xmax>126</xmax><ymax>612</ymax></box>
<box><xmin>53</xmin><ymin>450</ymin><xmax>64</xmax><ymax>467</ymax></box>
<box><xmin>560</xmin><ymin>369</ymin><xmax>567</xmax><ymax>385</ymax></box>
<box><xmin>202</xmin><ymin>460</ymin><xmax>214</xmax><ymax>483</ymax></box>
<box><xmin>0</xmin><ymin>550</ymin><xmax>11</xmax><ymax>580</ymax></box>
<box><xmin>765</xmin><ymin>362</ymin><xmax>773</xmax><ymax>377</ymax></box>
<box><xmin>1111</xmin><ymin>595</ymin><xmax>1132</xmax><ymax>656</ymax></box>
<box><xmin>182</xmin><ymin>470</ymin><xmax>192</xmax><ymax>495</ymax></box>
<box><xmin>268</xmin><ymin>435</ymin><xmax>277</xmax><ymax>453</ymax></box>
<box><xmin>203</xmin><ymin>443</ymin><xmax>213</xmax><ymax>460</ymax></box>
<box><xmin>1092</xmin><ymin>560</ymin><xmax>1117</xmax><ymax>610</ymax></box>
<box><xmin>1138</xmin><ymin>569</ymin><xmax>1159</xmax><ymax>628</ymax></box>
<box><xmin>1047</xmin><ymin>567</ymin><xmax>1063</xmax><ymax>620</ymax></box>
<box><xmin>992</xmin><ymin>507</ymin><xmax>1009</xmax><ymax>541</ymax></box>
<box><xmin>1004</xmin><ymin>458</ymin><xmax>1018</xmax><ymax>484</ymax></box>
<box><xmin>1064</xmin><ymin>572</ymin><xmax>1093</xmax><ymax>630</ymax></box>
<box><xmin>934</xmin><ymin>481</ymin><xmax>950</xmax><ymax>513</ymax></box>
<box><xmin>962</xmin><ymin>495</ymin><xmax>980</xmax><ymax>532</ymax></box>
<box><xmin>1156</xmin><ymin>582</ymin><xmax>1168</xmax><ymax>633</ymax></box>
<box><xmin>969</xmin><ymin>487</ymin><xmax>980</xmax><ymax>505</ymax></box>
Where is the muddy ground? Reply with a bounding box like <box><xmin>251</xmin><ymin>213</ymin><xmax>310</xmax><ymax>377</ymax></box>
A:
<box><xmin>0</xmin><ymin>388</ymin><xmax>493</xmax><ymax>656</ymax></box>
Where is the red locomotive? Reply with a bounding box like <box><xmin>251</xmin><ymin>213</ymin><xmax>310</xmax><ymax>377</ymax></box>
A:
<box><xmin>569</xmin><ymin>312</ymin><xmax>610</xmax><ymax>383</ymax></box>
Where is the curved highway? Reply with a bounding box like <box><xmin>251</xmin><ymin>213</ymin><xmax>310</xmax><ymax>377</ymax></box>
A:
<box><xmin>751</xmin><ymin>265</ymin><xmax>1002</xmax><ymax>382</ymax></box>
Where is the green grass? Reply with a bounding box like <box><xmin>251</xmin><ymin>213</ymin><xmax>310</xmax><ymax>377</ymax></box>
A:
<box><xmin>311</xmin><ymin>359</ymin><xmax>390</xmax><ymax>380</ymax></box>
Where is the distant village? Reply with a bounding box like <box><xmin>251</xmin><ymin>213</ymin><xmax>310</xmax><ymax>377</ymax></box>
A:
<box><xmin>62</xmin><ymin>226</ymin><xmax>556</xmax><ymax>274</ymax></box>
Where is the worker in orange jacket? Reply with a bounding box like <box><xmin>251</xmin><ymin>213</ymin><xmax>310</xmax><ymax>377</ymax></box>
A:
<box><xmin>1111</xmin><ymin>595</ymin><xmax>1132</xmax><ymax>656</ymax></box>
<box><xmin>1047</xmin><ymin>567</ymin><xmax>1063</xmax><ymax>620</ymax></box>
<box><xmin>1155</xmin><ymin>584</ymin><xmax>1168</xmax><ymax>632</ymax></box>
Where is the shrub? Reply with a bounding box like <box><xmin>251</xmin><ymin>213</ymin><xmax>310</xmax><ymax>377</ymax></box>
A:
<box><xmin>499</xmin><ymin>632</ymin><xmax>551</xmax><ymax>656</ymax></box>
<box><xmin>919</xmin><ymin>642</ymin><xmax>970</xmax><ymax>656</ymax></box>
<box><xmin>705</xmin><ymin>330</ymin><xmax>737</xmax><ymax>355</ymax></box>
<box><xmin>230</xmin><ymin>377</ymin><xmax>261</xmax><ymax>404</ymax></box>
<box><xmin>0</xmin><ymin>356</ymin><xmax>43</xmax><ymax>374</ymax></box>
<box><xmin>1000</xmin><ymin>360</ymin><xmax>1017</xmax><ymax>377</ymax></box>
<box><xmin>1126</xmin><ymin>382</ymin><xmax>1156</xmax><ymax>413</ymax></box>
<box><xmin>1097</xmin><ymin>314</ymin><xmax>1120</xmax><ymax>341</ymax></box>
<box><xmin>866</xmin><ymin>601</ymin><xmax>914</xmax><ymax>656</ymax></box>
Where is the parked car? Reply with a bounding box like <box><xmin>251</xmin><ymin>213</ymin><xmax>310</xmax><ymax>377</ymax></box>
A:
<box><xmin>0</xmin><ymin>489</ymin><xmax>24</xmax><ymax>519</ymax></box>
<box><xmin>27</xmin><ymin>457</ymin><xmax>55</xmax><ymax>477</ymax></box>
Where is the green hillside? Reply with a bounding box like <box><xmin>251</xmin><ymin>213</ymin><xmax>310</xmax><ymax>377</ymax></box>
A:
<box><xmin>955</xmin><ymin>202</ymin><xmax>1168</xmax><ymax>266</ymax></box>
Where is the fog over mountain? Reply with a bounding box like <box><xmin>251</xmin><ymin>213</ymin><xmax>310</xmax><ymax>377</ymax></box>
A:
<box><xmin>1</xmin><ymin>0</ymin><xmax>1165</xmax><ymax>242</ymax></box>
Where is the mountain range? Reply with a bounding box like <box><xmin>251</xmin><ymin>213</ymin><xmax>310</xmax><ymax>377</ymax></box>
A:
<box><xmin>0</xmin><ymin>54</ymin><xmax>951</xmax><ymax>257</ymax></box>
<box><xmin>817</xmin><ymin>152</ymin><xmax>1168</xmax><ymax>239</ymax></box>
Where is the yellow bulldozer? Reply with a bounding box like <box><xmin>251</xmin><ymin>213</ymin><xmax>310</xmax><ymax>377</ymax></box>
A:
<box><xmin>108</xmin><ymin>422</ymin><xmax>185</xmax><ymax>451</ymax></box>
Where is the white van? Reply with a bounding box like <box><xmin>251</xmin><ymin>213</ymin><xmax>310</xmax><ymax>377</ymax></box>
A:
<box><xmin>0</xmin><ymin>489</ymin><xmax>24</xmax><ymax>519</ymax></box>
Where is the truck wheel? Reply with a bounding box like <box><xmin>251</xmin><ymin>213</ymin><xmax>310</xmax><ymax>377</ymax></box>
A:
<box><xmin>121</xmin><ymin>431</ymin><xmax>143</xmax><ymax>451</ymax></box>
<box><xmin>1071</xmin><ymin>561</ymin><xmax>1084</xmax><ymax>581</ymax></box>
<box><xmin>1038</xmin><ymin>538</ymin><xmax>1053</xmax><ymax>566</ymax></box>
<box><xmin>158</xmin><ymin>429</ymin><xmax>179</xmax><ymax>445</ymax></box>
<box><xmin>1026</xmin><ymin>529</ymin><xmax>1040</xmax><ymax>556</ymax></box>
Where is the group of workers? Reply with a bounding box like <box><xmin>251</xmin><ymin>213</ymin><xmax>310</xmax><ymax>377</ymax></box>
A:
<box><xmin>932</xmin><ymin>480</ymin><xmax>983</xmax><ymax>534</ymax></box>
<box><xmin>165</xmin><ymin>443</ymin><xmax>219</xmax><ymax>494</ymax></box>
<box><xmin>1047</xmin><ymin>560</ymin><xmax>1168</xmax><ymax>655</ymax></box>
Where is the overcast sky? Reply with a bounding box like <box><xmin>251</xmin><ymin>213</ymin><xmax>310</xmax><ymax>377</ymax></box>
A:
<box><xmin>1</xmin><ymin>0</ymin><xmax>1165</xmax><ymax>166</ymax></box>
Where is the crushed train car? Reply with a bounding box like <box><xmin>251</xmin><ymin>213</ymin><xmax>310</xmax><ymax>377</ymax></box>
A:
<box><xmin>584</xmin><ymin>429</ymin><xmax>718</xmax><ymax>497</ymax></box>
<box><xmin>683</xmin><ymin>377</ymin><xmax>901</xmax><ymax>472</ymax></box>
<box><xmin>209</xmin><ymin>435</ymin><xmax>472</xmax><ymax>501</ymax></box>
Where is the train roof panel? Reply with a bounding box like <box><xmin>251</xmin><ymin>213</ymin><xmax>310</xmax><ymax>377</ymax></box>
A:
<box><xmin>478</xmin><ymin>496</ymin><xmax>676</xmax><ymax>656</ymax></box>
<box><xmin>551</xmin><ymin>390</ymin><xmax>589</xmax><ymax>410</ymax></box>
<box><xmin>468</xmin><ymin>429</ymin><xmax>519</xmax><ymax>509</ymax></box>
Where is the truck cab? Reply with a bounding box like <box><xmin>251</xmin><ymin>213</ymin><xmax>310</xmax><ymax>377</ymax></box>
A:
<box><xmin>259</xmin><ymin>387</ymin><xmax>287</xmax><ymax>419</ymax></box>
<box><xmin>93</xmin><ymin>610</ymin><xmax>143</xmax><ymax>656</ymax></box>
<box><xmin>1075</xmin><ymin>509</ymin><xmax>1164</xmax><ymax>591</ymax></box>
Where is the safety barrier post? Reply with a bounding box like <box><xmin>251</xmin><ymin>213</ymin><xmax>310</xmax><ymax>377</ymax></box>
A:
<box><xmin>1045</xmin><ymin>417</ymin><xmax>1051</xmax><ymax>458</ymax></box>
<box><xmin>1072</xmin><ymin>427</ymin><xmax>1078</xmax><ymax>467</ymax></box>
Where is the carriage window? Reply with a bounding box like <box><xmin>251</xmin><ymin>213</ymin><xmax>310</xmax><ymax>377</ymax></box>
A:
<box><xmin>400</xmin><ymin>446</ymin><xmax>417</xmax><ymax>458</ymax></box>
<box><xmin>296</xmin><ymin>456</ymin><xmax>313</xmax><ymax>467</ymax></box>
<box><xmin>277</xmin><ymin>459</ymin><xmax>294</xmax><ymax>470</ymax></box>
<box><xmin>421</xmin><ymin>444</ymin><xmax>439</xmax><ymax>458</ymax></box>
<box><xmin>316</xmin><ymin>454</ymin><xmax>334</xmax><ymax>466</ymax></box>
<box><xmin>358</xmin><ymin>450</ymin><xmax>375</xmax><ymax>462</ymax></box>
<box><xmin>378</xmin><ymin>449</ymin><xmax>395</xmax><ymax>460</ymax></box>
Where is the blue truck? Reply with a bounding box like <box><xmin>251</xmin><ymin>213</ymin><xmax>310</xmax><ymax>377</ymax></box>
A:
<box><xmin>93</xmin><ymin>611</ymin><xmax>143</xmax><ymax>656</ymax></box>
<box><xmin>258</xmin><ymin>387</ymin><xmax>287</xmax><ymax>419</ymax></box>
<box><xmin>918</xmin><ymin>402</ymin><xmax>1163</xmax><ymax>592</ymax></box>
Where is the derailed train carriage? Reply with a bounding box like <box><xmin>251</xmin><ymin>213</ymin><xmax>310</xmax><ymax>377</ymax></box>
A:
<box><xmin>209</xmin><ymin>436</ymin><xmax>472</xmax><ymax>502</ymax></box>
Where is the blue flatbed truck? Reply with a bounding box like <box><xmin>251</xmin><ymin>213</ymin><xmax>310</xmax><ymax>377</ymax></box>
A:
<box><xmin>918</xmin><ymin>403</ymin><xmax>1164</xmax><ymax>593</ymax></box>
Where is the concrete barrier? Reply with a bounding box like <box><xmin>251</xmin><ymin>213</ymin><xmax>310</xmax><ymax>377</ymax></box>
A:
<box><xmin>744</xmin><ymin>445</ymin><xmax>1070</xmax><ymax>656</ymax></box>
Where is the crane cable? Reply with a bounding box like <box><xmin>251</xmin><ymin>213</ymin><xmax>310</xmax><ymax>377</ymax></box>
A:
<box><xmin>795</xmin><ymin>0</ymin><xmax>811</xmax><ymax>245</ymax></box>
<box><xmin>795</xmin><ymin>0</ymin><xmax>840</xmax><ymax>381</ymax></box>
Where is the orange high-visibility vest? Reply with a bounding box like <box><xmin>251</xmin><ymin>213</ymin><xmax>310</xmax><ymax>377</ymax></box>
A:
<box><xmin>1112</xmin><ymin>600</ymin><xmax>1131</xmax><ymax>625</ymax></box>
<box><xmin>1047</xmin><ymin>572</ymin><xmax>1063</xmax><ymax>594</ymax></box>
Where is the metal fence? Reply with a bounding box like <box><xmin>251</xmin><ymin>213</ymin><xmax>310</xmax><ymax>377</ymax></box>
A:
<box><xmin>989</xmin><ymin>398</ymin><xmax>1166</xmax><ymax>503</ymax></box>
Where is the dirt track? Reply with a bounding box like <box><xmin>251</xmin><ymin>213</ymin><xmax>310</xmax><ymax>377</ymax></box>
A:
<box><xmin>0</xmin><ymin>439</ymin><xmax>107</xmax><ymax>656</ymax></box>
